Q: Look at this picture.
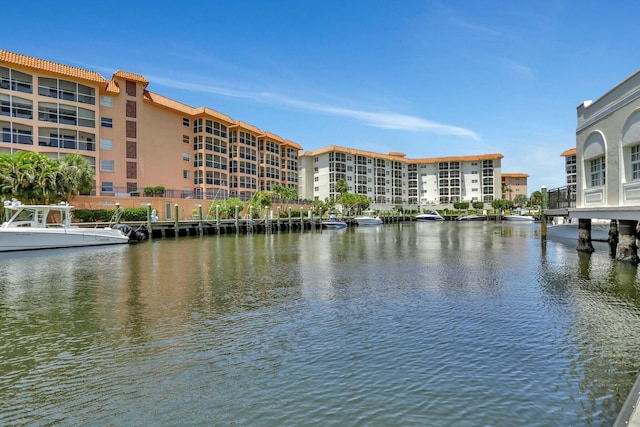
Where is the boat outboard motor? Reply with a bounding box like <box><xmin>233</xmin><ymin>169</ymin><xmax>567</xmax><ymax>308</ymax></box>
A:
<box><xmin>112</xmin><ymin>224</ymin><xmax>146</xmax><ymax>242</ymax></box>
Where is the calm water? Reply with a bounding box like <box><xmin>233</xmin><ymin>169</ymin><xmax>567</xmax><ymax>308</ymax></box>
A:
<box><xmin>2</xmin><ymin>222</ymin><xmax>640</xmax><ymax>426</ymax></box>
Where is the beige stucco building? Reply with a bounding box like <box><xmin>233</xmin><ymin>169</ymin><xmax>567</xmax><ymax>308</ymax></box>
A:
<box><xmin>500</xmin><ymin>173</ymin><xmax>528</xmax><ymax>201</ymax></box>
<box><xmin>0</xmin><ymin>49</ymin><xmax>301</xmax><ymax>215</ymax></box>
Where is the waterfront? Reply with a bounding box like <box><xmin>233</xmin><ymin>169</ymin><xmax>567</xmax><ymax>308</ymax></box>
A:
<box><xmin>1</xmin><ymin>222</ymin><xmax>640</xmax><ymax>426</ymax></box>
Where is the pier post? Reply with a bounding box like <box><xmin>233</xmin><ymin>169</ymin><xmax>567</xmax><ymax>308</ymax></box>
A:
<box><xmin>540</xmin><ymin>185</ymin><xmax>548</xmax><ymax>239</ymax></box>
<box><xmin>197</xmin><ymin>204</ymin><xmax>203</xmax><ymax>235</ymax></box>
<box><xmin>608</xmin><ymin>220</ymin><xmax>618</xmax><ymax>258</ymax></box>
<box><xmin>146</xmin><ymin>203</ymin><xmax>153</xmax><ymax>239</ymax></box>
<box><xmin>174</xmin><ymin>204</ymin><xmax>179</xmax><ymax>237</ymax></box>
<box><xmin>615</xmin><ymin>220</ymin><xmax>639</xmax><ymax>264</ymax></box>
<box><xmin>577</xmin><ymin>218</ymin><xmax>595</xmax><ymax>253</ymax></box>
<box><xmin>277</xmin><ymin>207</ymin><xmax>281</xmax><ymax>231</ymax></box>
<box><xmin>288</xmin><ymin>207</ymin><xmax>292</xmax><ymax>230</ymax></box>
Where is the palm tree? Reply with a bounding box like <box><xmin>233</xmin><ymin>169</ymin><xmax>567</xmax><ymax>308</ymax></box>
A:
<box><xmin>57</xmin><ymin>154</ymin><xmax>94</xmax><ymax>201</ymax></box>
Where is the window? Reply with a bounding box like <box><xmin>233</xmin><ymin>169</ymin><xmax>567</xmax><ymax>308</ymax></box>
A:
<box><xmin>101</xmin><ymin>182</ymin><xmax>114</xmax><ymax>193</ymax></box>
<box><xmin>100</xmin><ymin>159</ymin><xmax>114</xmax><ymax>172</ymax></box>
<box><xmin>100</xmin><ymin>95</ymin><xmax>113</xmax><ymax>107</ymax></box>
<box><xmin>125</xmin><ymin>80</ymin><xmax>136</xmax><ymax>97</ymax></box>
<box><xmin>183</xmin><ymin>153</ymin><xmax>191</xmax><ymax>161</ymax></box>
<box><xmin>590</xmin><ymin>157</ymin><xmax>605</xmax><ymax>187</ymax></box>
<box><xmin>183</xmin><ymin>118</ymin><xmax>190</xmax><ymax>127</ymax></box>
<box><xmin>101</xmin><ymin>117</ymin><xmax>113</xmax><ymax>128</ymax></box>
<box><xmin>183</xmin><ymin>170</ymin><xmax>190</xmax><ymax>179</ymax></box>
<box><xmin>100</xmin><ymin>138</ymin><xmax>113</xmax><ymax>150</ymax></box>
<box><xmin>632</xmin><ymin>145</ymin><xmax>640</xmax><ymax>181</ymax></box>
<box><xmin>0</xmin><ymin>67</ymin><xmax>33</xmax><ymax>93</ymax></box>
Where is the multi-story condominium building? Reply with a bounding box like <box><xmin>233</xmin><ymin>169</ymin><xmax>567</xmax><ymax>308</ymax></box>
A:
<box><xmin>501</xmin><ymin>173</ymin><xmax>529</xmax><ymax>201</ymax></box>
<box><xmin>299</xmin><ymin>146</ymin><xmax>503</xmax><ymax>210</ymax></box>
<box><xmin>0</xmin><ymin>49</ymin><xmax>301</xmax><ymax>205</ymax></box>
<box><xmin>560</xmin><ymin>148</ymin><xmax>577</xmax><ymax>195</ymax></box>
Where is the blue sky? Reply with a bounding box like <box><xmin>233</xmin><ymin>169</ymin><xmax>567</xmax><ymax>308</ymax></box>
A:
<box><xmin>4</xmin><ymin>0</ymin><xmax>640</xmax><ymax>194</ymax></box>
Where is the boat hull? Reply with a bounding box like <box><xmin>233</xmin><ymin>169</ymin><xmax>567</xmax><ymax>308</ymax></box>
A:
<box><xmin>503</xmin><ymin>215</ymin><xmax>535</xmax><ymax>221</ymax></box>
<box><xmin>0</xmin><ymin>227</ymin><xmax>129</xmax><ymax>252</ymax></box>
<box><xmin>457</xmin><ymin>215</ymin><xmax>487</xmax><ymax>221</ymax></box>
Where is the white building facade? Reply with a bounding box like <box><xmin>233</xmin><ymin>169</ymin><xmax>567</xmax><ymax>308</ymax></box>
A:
<box><xmin>299</xmin><ymin>146</ymin><xmax>503</xmax><ymax>211</ymax></box>
<box><xmin>574</xmin><ymin>69</ymin><xmax>640</xmax><ymax>220</ymax></box>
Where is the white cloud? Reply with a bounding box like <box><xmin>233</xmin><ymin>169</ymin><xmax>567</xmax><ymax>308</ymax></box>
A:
<box><xmin>148</xmin><ymin>75</ymin><xmax>481</xmax><ymax>140</ymax></box>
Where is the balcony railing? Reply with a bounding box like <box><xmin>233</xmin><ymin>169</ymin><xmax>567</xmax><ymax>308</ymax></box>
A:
<box><xmin>547</xmin><ymin>186</ymin><xmax>575</xmax><ymax>209</ymax></box>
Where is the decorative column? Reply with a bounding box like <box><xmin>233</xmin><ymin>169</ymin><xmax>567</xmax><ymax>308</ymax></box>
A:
<box><xmin>615</xmin><ymin>219</ymin><xmax>639</xmax><ymax>264</ymax></box>
<box><xmin>577</xmin><ymin>218</ymin><xmax>594</xmax><ymax>253</ymax></box>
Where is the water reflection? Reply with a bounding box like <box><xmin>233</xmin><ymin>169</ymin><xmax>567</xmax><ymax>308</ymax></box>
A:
<box><xmin>1</xmin><ymin>224</ymin><xmax>640</xmax><ymax>426</ymax></box>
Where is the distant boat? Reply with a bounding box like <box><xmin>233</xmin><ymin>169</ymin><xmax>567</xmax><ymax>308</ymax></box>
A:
<box><xmin>457</xmin><ymin>214</ymin><xmax>487</xmax><ymax>221</ymax></box>
<box><xmin>415</xmin><ymin>210</ymin><xmax>444</xmax><ymax>221</ymax></box>
<box><xmin>354</xmin><ymin>210</ymin><xmax>383</xmax><ymax>226</ymax></box>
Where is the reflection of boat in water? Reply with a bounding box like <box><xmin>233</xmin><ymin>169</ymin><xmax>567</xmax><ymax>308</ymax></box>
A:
<box><xmin>0</xmin><ymin>200</ymin><xmax>141</xmax><ymax>252</ymax></box>
<box><xmin>415</xmin><ymin>210</ymin><xmax>444</xmax><ymax>221</ymax></box>
<box><xmin>547</xmin><ymin>217</ymin><xmax>610</xmax><ymax>242</ymax></box>
<box><xmin>503</xmin><ymin>214</ymin><xmax>535</xmax><ymax>222</ymax></box>
<box><xmin>354</xmin><ymin>210</ymin><xmax>383</xmax><ymax>226</ymax></box>
<box><xmin>457</xmin><ymin>214</ymin><xmax>487</xmax><ymax>221</ymax></box>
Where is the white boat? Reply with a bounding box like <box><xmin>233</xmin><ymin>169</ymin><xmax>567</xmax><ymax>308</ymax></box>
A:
<box><xmin>354</xmin><ymin>211</ymin><xmax>383</xmax><ymax>226</ymax></box>
<box><xmin>415</xmin><ymin>210</ymin><xmax>444</xmax><ymax>221</ymax></box>
<box><xmin>502</xmin><ymin>214</ymin><xmax>535</xmax><ymax>221</ymax></box>
<box><xmin>546</xmin><ymin>217</ymin><xmax>610</xmax><ymax>242</ymax></box>
<box><xmin>0</xmin><ymin>200</ymin><xmax>136</xmax><ymax>252</ymax></box>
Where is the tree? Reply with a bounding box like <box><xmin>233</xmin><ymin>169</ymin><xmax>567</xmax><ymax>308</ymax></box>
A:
<box><xmin>513</xmin><ymin>194</ymin><xmax>528</xmax><ymax>208</ymax></box>
<box><xmin>335</xmin><ymin>179</ymin><xmax>348</xmax><ymax>198</ymax></box>
<box><xmin>453</xmin><ymin>202</ymin><xmax>470</xmax><ymax>211</ymax></box>
<box><xmin>248</xmin><ymin>191</ymin><xmax>272</xmax><ymax>217</ymax></box>
<box><xmin>0</xmin><ymin>151</ymin><xmax>59</xmax><ymax>204</ymax></box>
<box><xmin>529</xmin><ymin>191</ymin><xmax>542</xmax><ymax>207</ymax></box>
<box><xmin>57</xmin><ymin>154</ymin><xmax>94</xmax><ymax>201</ymax></box>
<box><xmin>472</xmin><ymin>201</ymin><xmax>485</xmax><ymax>210</ymax></box>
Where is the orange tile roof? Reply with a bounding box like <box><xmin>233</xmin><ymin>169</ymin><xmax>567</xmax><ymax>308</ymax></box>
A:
<box><xmin>261</xmin><ymin>131</ymin><xmax>285</xmax><ymax>143</ymax></box>
<box><xmin>230</xmin><ymin>120</ymin><xmax>262</xmax><ymax>135</ymax></box>
<box><xmin>283</xmin><ymin>139</ymin><xmax>302</xmax><ymax>150</ymax></box>
<box><xmin>192</xmin><ymin>106</ymin><xmax>234</xmax><ymax>124</ymax></box>
<box><xmin>502</xmin><ymin>173</ymin><xmax>529</xmax><ymax>178</ymax></box>
<box><xmin>560</xmin><ymin>148</ymin><xmax>576</xmax><ymax>156</ymax></box>
<box><xmin>105</xmin><ymin>80</ymin><xmax>120</xmax><ymax>94</ymax></box>
<box><xmin>112</xmin><ymin>70</ymin><xmax>148</xmax><ymax>85</ymax></box>
<box><xmin>0</xmin><ymin>49</ymin><xmax>108</xmax><ymax>84</ymax></box>
<box><xmin>143</xmin><ymin>90</ymin><xmax>195</xmax><ymax>115</ymax></box>
<box><xmin>300</xmin><ymin>145</ymin><xmax>503</xmax><ymax>164</ymax></box>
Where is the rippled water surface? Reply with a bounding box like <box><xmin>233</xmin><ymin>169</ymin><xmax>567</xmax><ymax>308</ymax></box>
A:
<box><xmin>2</xmin><ymin>222</ymin><xmax>640</xmax><ymax>426</ymax></box>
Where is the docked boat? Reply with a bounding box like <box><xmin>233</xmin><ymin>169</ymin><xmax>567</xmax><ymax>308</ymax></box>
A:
<box><xmin>0</xmin><ymin>200</ymin><xmax>140</xmax><ymax>252</ymax></box>
<box><xmin>457</xmin><ymin>214</ymin><xmax>487</xmax><ymax>221</ymax></box>
<box><xmin>415</xmin><ymin>210</ymin><xmax>444</xmax><ymax>221</ymax></box>
<box><xmin>354</xmin><ymin>211</ymin><xmax>383</xmax><ymax>226</ymax></box>
<box><xmin>322</xmin><ymin>218</ymin><xmax>347</xmax><ymax>229</ymax></box>
<box><xmin>502</xmin><ymin>214</ymin><xmax>535</xmax><ymax>221</ymax></box>
<box><xmin>546</xmin><ymin>218</ymin><xmax>610</xmax><ymax>242</ymax></box>
<box><xmin>322</xmin><ymin>213</ymin><xmax>347</xmax><ymax>229</ymax></box>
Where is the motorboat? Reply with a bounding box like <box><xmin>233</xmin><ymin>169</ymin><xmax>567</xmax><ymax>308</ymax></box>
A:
<box><xmin>322</xmin><ymin>213</ymin><xmax>347</xmax><ymax>229</ymax></box>
<box><xmin>546</xmin><ymin>217</ymin><xmax>610</xmax><ymax>242</ymax></box>
<box><xmin>415</xmin><ymin>210</ymin><xmax>444</xmax><ymax>221</ymax></box>
<box><xmin>0</xmin><ymin>200</ymin><xmax>137</xmax><ymax>251</ymax></box>
<box><xmin>354</xmin><ymin>211</ymin><xmax>383</xmax><ymax>226</ymax></box>
<box><xmin>457</xmin><ymin>214</ymin><xmax>487</xmax><ymax>221</ymax></box>
<box><xmin>502</xmin><ymin>214</ymin><xmax>535</xmax><ymax>221</ymax></box>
